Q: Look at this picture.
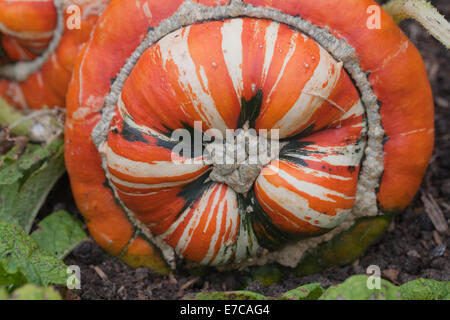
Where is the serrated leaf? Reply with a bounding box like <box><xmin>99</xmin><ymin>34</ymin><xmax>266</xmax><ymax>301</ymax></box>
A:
<box><xmin>8</xmin><ymin>284</ymin><xmax>62</xmax><ymax>300</ymax></box>
<box><xmin>0</xmin><ymin>223</ymin><xmax>68</xmax><ymax>287</ymax></box>
<box><xmin>280</xmin><ymin>283</ymin><xmax>324</xmax><ymax>300</ymax></box>
<box><xmin>320</xmin><ymin>275</ymin><xmax>402</xmax><ymax>300</ymax></box>
<box><xmin>399</xmin><ymin>278</ymin><xmax>450</xmax><ymax>300</ymax></box>
<box><xmin>31</xmin><ymin>210</ymin><xmax>87</xmax><ymax>259</ymax></box>
<box><xmin>0</xmin><ymin>138</ymin><xmax>65</xmax><ymax>232</ymax></box>
<box><xmin>194</xmin><ymin>290</ymin><xmax>268</xmax><ymax>300</ymax></box>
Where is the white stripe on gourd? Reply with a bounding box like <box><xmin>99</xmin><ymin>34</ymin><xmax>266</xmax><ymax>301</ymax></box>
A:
<box><xmin>117</xmin><ymin>95</ymin><xmax>181</xmax><ymax>142</ymax></box>
<box><xmin>261</xmin><ymin>22</ymin><xmax>280</xmax><ymax>83</ymax></box>
<box><xmin>104</xmin><ymin>144</ymin><xmax>207</xmax><ymax>179</ymax></box>
<box><xmin>256</xmin><ymin>173</ymin><xmax>351</xmax><ymax>229</ymax></box>
<box><xmin>157</xmin><ymin>184</ymin><xmax>240</xmax><ymax>265</ymax></box>
<box><xmin>274</xmin><ymin>47</ymin><xmax>343</xmax><ymax>137</ymax></box>
<box><xmin>264</xmin><ymin>32</ymin><xmax>299</xmax><ymax>106</ymax></box>
<box><xmin>264</xmin><ymin>164</ymin><xmax>355</xmax><ymax>202</ymax></box>
<box><xmin>282</xmin><ymin>162</ymin><xmax>353</xmax><ymax>181</ymax></box>
<box><xmin>158</xmin><ymin>26</ymin><xmax>228</xmax><ymax>132</ymax></box>
<box><xmin>201</xmin><ymin>186</ymin><xmax>239</xmax><ymax>265</ymax></box>
<box><xmin>221</xmin><ymin>19</ymin><xmax>244</xmax><ymax>104</ymax></box>
<box><xmin>110</xmin><ymin>175</ymin><xmax>200</xmax><ymax>191</ymax></box>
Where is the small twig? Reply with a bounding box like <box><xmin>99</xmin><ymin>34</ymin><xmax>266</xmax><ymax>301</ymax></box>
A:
<box><xmin>440</xmin><ymin>202</ymin><xmax>450</xmax><ymax>212</ymax></box>
<box><xmin>421</xmin><ymin>191</ymin><xmax>449</xmax><ymax>235</ymax></box>
<box><xmin>0</xmin><ymin>97</ymin><xmax>31</xmax><ymax>136</ymax></box>
<box><xmin>91</xmin><ymin>266</ymin><xmax>109</xmax><ymax>281</ymax></box>
<box><xmin>432</xmin><ymin>231</ymin><xmax>443</xmax><ymax>246</ymax></box>
<box><xmin>177</xmin><ymin>277</ymin><xmax>199</xmax><ymax>296</ymax></box>
<box><xmin>169</xmin><ymin>272</ymin><xmax>178</xmax><ymax>285</ymax></box>
<box><xmin>387</xmin><ymin>220</ymin><xmax>396</xmax><ymax>232</ymax></box>
<box><xmin>8</xmin><ymin>109</ymin><xmax>59</xmax><ymax>131</ymax></box>
<box><xmin>383</xmin><ymin>0</ymin><xmax>450</xmax><ymax>49</ymax></box>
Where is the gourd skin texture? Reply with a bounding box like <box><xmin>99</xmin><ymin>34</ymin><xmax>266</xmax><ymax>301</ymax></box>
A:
<box><xmin>65</xmin><ymin>0</ymin><xmax>434</xmax><ymax>272</ymax></box>
<box><xmin>0</xmin><ymin>0</ymin><xmax>108</xmax><ymax>109</ymax></box>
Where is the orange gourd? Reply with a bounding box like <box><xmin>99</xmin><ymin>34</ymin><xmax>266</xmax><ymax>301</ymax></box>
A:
<box><xmin>0</xmin><ymin>0</ymin><xmax>109</xmax><ymax>110</ymax></box>
<box><xmin>61</xmin><ymin>0</ymin><xmax>434</xmax><ymax>272</ymax></box>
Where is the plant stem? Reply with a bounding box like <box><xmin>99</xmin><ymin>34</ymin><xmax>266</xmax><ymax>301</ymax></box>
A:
<box><xmin>0</xmin><ymin>97</ymin><xmax>31</xmax><ymax>136</ymax></box>
<box><xmin>383</xmin><ymin>0</ymin><xmax>450</xmax><ymax>49</ymax></box>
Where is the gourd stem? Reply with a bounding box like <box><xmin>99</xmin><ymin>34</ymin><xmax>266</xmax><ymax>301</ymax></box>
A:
<box><xmin>0</xmin><ymin>97</ymin><xmax>31</xmax><ymax>136</ymax></box>
<box><xmin>383</xmin><ymin>0</ymin><xmax>450</xmax><ymax>49</ymax></box>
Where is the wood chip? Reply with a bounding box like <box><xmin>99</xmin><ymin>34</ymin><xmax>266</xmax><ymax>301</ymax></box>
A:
<box><xmin>63</xmin><ymin>288</ymin><xmax>81</xmax><ymax>300</ymax></box>
<box><xmin>137</xmin><ymin>291</ymin><xmax>147</xmax><ymax>300</ymax></box>
<box><xmin>117</xmin><ymin>285</ymin><xmax>127</xmax><ymax>299</ymax></box>
<box><xmin>382</xmin><ymin>269</ymin><xmax>399</xmax><ymax>283</ymax></box>
<box><xmin>91</xmin><ymin>265</ymin><xmax>108</xmax><ymax>281</ymax></box>
<box><xmin>421</xmin><ymin>192</ymin><xmax>449</xmax><ymax>235</ymax></box>
<box><xmin>407</xmin><ymin>249</ymin><xmax>421</xmax><ymax>258</ymax></box>
<box><xmin>421</xmin><ymin>240</ymin><xmax>430</xmax><ymax>250</ymax></box>
<box><xmin>436</xmin><ymin>96</ymin><xmax>449</xmax><ymax>108</ymax></box>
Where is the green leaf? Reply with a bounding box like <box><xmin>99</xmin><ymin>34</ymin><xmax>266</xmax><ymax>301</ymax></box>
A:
<box><xmin>0</xmin><ymin>97</ymin><xmax>33</xmax><ymax>136</ymax></box>
<box><xmin>250</xmin><ymin>266</ymin><xmax>283</xmax><ymax>287</ymax></box>
<box><xmin>0</xmin><ymin>138</ymin><xmax>65</xmax><ymax>232</ymax></box>
<box><xmin>0</xmin><ymin>139</ymin><xmax>60</xmax><ymax>185</ymax></box>
<box><xmin>31</xmin><ymin>210</ymin><xmax>88</xmax><ymax>259</ymax></box>
<box><xmin>189</xmin><ymin>277</ymin><xmax>450</xmax><ymax>301</ymax></box>
<box><xmin>0</xmin><ymin>284</ymin><xmax>61</xmax><ymax>300</ymax></box>
<box><xmin>320</xmin><ymin>275</ymin><xmax>402</xmax><ymax>300</ymax></box>
<box><xmin>0</xmin><ymin>263</ymin><xmax>27</xmax><ymax>287</ymax></box>
<box><xmin>280</xmin><ymin>283</ymin><xmax>324</xmax><ymax>300</ymax></box>
<box><xmin>9</xmin><ymin>284</ymin><xmax>62</xmax><ymax>300</ymax></box>
<box><xmin>399</xmin><ymin>278</ymin><xmax>450</xmax><ymax>300</ymax></box>
<box><xmin>0</xmin><ymin>287</ymin><xmax>8</xmax><ymax>299</ymax></box>
<box><xmin>0</xmin><ymin>181</ymin><xmax>20</xmax><ymax>227</ymax></box>
<box><xmin>194</xmin><ymin>290</ymin><xmax>268</xmax><ymax>300</ymax></box>
<box><xmin>0</xmin><ymin>223</ymin><xmax>68</xmax><ymax>287</ymax></box>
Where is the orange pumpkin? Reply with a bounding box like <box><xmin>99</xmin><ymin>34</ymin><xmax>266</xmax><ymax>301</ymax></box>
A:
<box><xmin>65</xmin><ymin>0</ymin><xmax>434</xmax><ymax>272</ymax></box>
<box><xmin>0</xmin><ymin>0</ymin><xmax>109</xmax><ymax>110</ymax></box>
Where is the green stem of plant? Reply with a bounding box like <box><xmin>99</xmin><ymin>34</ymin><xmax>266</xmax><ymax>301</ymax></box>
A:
<box><xmin>383</xmin><ymin>0</ymin><xmax>450</xmax><ymax>49</ymax></box>
<box><xmin>0</xmin><ymin>97</ymin><xmax>32</xmax><ymax>136</ymax></box>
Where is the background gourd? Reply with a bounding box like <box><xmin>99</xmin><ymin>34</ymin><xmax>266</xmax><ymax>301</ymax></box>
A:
<box><xmin>0</xmin><ymin>0</ymin><xmax>109</xmax><ymax>110</ymax></box>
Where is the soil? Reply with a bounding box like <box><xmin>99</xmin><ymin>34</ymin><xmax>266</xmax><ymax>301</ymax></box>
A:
<box><xmin>39</xmin><ymin>0</ymin><xmax>449</xmax><ymax>300</ymax></box>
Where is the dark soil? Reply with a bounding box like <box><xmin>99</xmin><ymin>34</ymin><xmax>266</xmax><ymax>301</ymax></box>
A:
<box><xmin>45</xmin><ymin>0</ymin><xmax>449</xmax><ymax>300</ymax></box>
